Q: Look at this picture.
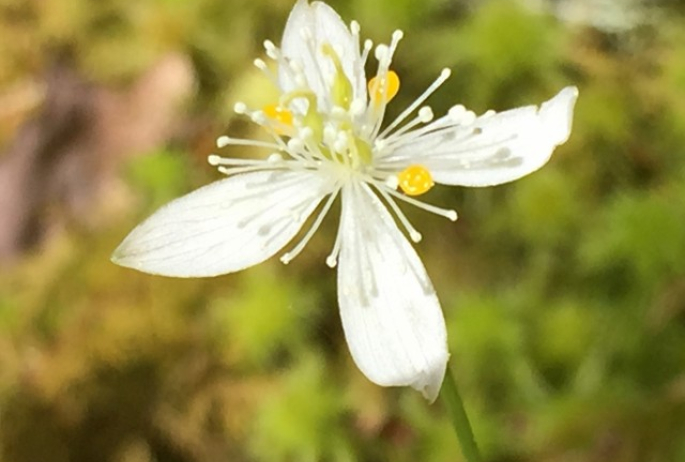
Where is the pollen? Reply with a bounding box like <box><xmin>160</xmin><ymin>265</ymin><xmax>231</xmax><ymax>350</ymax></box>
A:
<box><xmin>263</xmin><ymin>104</ymin><xmax>293</xmax><ymax>132</ymax></box>
<box><xmin>369</xmin><ymin>70</ymin><xmax>400</xmax><ymax>104</ymax></box>
<box><xmin>398</xmin><ymin>165</ymin><xmax>434</xmax><ymax>196</ymax></box>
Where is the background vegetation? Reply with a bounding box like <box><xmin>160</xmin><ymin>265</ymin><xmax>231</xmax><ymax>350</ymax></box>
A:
<box><xmin>1</xmin><ymin>0</ymin><xmax>684</xmax><ymax>461</ymax></box>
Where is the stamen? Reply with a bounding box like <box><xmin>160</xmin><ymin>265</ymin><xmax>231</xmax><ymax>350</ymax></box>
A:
<box><xmin>253</xmin><ymin>58</ymin><xmax>267</xmax><ymax>70</ymax></box>
<box><xmin>385</xmin><ymin>175</ymin><xmax>399</xmax><ymax>189</ymax></box>
<box><xmin>300</xmin><ymin>126</ymin><xmax>314</xmax><ymax>140</ymax></box>
<box><xmin>368</xmin><ymin>70</ymin><xmax>400</xmax><ymax>105</ymax></box>
<box><xmin>448</xmin><ymin>104</ymin><xmax>476</xmax><ymax>125</ymax></box>
<box><xmin>280</xmin><ymin>187</ymin><xmax>340</xmax><ymax>264</ymax></box>
<box><xmin>217</xmin><ymin>165</ymin><xmax>283</xmax><ymax>176</ymax></box>
<box><xmin>375</xmin><ymin>44</ymin><xmax>389</xmax><ymax>64</ymax></box>
<box><xmin>217</xmin><ymin>136</ymin><xmax>230</xmax><ymax>148</ymax></box>
<box><xmin>231</xmin><ymin>102</ymin><xmax>294</xmax><ymax>153</ymax></box>
<box><xmin>360</xmin><ymin>39</ymin><xmax>373</xmax><ymax>67</ymax></box>
<box><xmin>380</xmin><ymin>184</ymin><xmax>458</xmax><ymax>221</ymax></box>
<box><xmin>375</xmin><ymin>30</ymin><xmax>403</xmax><ymax>68</ymax></box>
<box><xmin>251</xmin><ymin>111</ymin><xmax>268</xmax><ymax>125</ymax></box>
<box><xmin>326</xmin><ymin>222</ymin><xmax>343</xmax><ymax>268</ymax></box>
<box><xmin>322</xmin><ymin>129</ymin><xmax>350</xmax><ymax>166</ymax></box>
<box><xmin>380</xmin><ymin>106</ymin><xmax>433</xmax><ymax>142</ymax></box>
<box><xmin>350</xmin><ymin>98</ymin><xmax>366</xmax><ymax>117</ymax></box>
<box><xmin>377</xmin><ymin>113</ymin><xmax>465</xmax><ymax>153</ymax></box>
<box><xmin>298</xmin><ymin>127</ymin><xmax>329</xmax><ymax>162</ymax></box>
<box><xmin>330</xmin><ymin>106</ymin><xmax>347</xmax><ymax>119</ymax></box>
<box><xmin>286</xmin><ymin>137</ymin><xmax>318</xmax><ymax>163</ymax></box>
<box><xmin>208</xmin><ymin>155</ymin><xmax>273</xmax><ymax>167</ymax></box>
<box><xmin>350</xmin><ymin>21</ymin><xmax>362</xmax><ymax>66</ymax></box>
<box><xmin>264</xmin><ymin>127</ymin><xmax>291</xmax><ymax>152</ymax></box>
<box><xmin>254</xmin><ymin>59</ymin><xmax>280</xmax><ymax>87</ymax></box>
<box><xmin>373</xmin><ymin>138</ymin><xmax>389</xmax><ymax>155</ymax></box>
<box><xmin>263</xmin><ymin>104</ymin><xmax>294</xmax><ymax>133</ymax></box>
<box><xmin>323</xmin><ymin>126</ymin><xmax>337</xmax><ymax>147</ymax></box>
<box><xmin>398</xmin><ymin>165</ymin><xmax>434</xmax><ymax>196</ymax></box>
<box><xmin>280</xmin><ymin>89</ymin><xmax>317</xmax><ymax>114</ymax></box>
<box><xmin>378</xmin><ymin>68</ymin><xmax>451</xmax><ymax>138</ymax></box>
<box><xmin>233</xmin><ymin>102</ymin><xmax>277</xmax><ymax>128</ymax></box>
<box><xmin>215</xmin><ymin>135</ymin><xmax>281</xmax><ymax>151</ymax></box>
<box><xmin>391</xmin><ymin>30</ymin><xmax>404</xmax><ymax>47</ymax></box>
<box><xmin>239</xmin><ymin>179</ymin><xmax>334</xmax><ymax>240</ymax></box>
<box><xmin>418</xmin><ymin>106</ymin><xmax>434</xmax><ymax>122</ymax></box>
<box><xmin>333</xmin><ymin>133</ymin><xmax>349</xmax><ymax>154</ymax></box>
<box><xmin>287</xmin><ymin>137</ymin><xmax>305</xmax><ymax>152</ymax></box>
<box><xmin>374</xmin><ymin>187</ymin><xmax>422</xmax><ymax>243</ymax></box>
<box><xmin>264</xmin><ymin>40</ymin><xmax>279</xmax><ymax>59</ymax></box>
<box><xmin>364</xmin><ymin>31</ymin><xmax>405</xmax><ymax>138</ymax></box>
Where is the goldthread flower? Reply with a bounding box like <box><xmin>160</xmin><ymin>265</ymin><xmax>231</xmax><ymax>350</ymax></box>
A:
<box><xmin>112</xmin><ymin>0</ymin><xmax>578</xmax><ymax>402</ymax></box>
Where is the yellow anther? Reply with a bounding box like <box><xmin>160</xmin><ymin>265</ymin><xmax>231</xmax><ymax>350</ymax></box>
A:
<box><xmin>398</xmin><ymin>165</ymin><xmax>434</xmax><ymax>196</ymax></box>
<box><xmin>369</xmin><ymin>70</ymin><xmax>400</xmax><ymax>104</ymax></box>
<box><xmin>263</xmin><ymin>104</ymin><xmax>293</xmax><ymax>132</ymax></box>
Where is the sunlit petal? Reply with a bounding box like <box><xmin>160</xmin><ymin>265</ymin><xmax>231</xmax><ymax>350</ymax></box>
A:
<box><xmin>112</xmin><ymin>170</ymin><xmax>330</xmax><ymax>277</ymax></box>
<box><xmin>381</xmin><ymin>86</ymin><xmax>578</xmax><ymax>187</ymax></box>
<box><xmin>279</xmin><ymin>0</ymin><xmax>366</xmax><ymax>109</ymax></box>
<box><xmin>337</xmin><ymin>182</ymin><xmax>448</xmax><ymax>401</ymax></box>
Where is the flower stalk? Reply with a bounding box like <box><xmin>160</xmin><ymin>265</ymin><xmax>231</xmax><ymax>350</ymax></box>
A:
<box><xmin>441</xmin><ymin>367</ymin><xmax>482</xmax><ymax>462</ymax></box>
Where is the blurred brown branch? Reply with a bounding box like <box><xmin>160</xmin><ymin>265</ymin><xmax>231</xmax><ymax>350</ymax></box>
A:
<box><xmin>0</xmin><ymin>53</ymin><xmax>195</xmax><ymax>266</ymax></box>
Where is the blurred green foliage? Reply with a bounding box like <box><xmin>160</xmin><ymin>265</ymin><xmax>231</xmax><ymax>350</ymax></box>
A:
<box><xmin>1</xmin><ymin>0</ymin><xmax>685</xmax><ymax>461</ymax></box>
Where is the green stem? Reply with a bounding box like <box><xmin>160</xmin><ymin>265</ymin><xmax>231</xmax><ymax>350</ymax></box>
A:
<box><xmin>440</xmin><ymin>366</ymin><xmax>482</xmax><ymax>462</ymax></box>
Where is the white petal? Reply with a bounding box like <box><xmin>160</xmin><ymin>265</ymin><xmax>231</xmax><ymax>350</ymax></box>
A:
<box><xmin>336</xmin><ymin>182</ymin><xmax>448</xmax><ymax>401</ymax></box>
<box><xmin>381</xmin><ymin>86</ymin><xmax>578</xmax><ymax>187</ymax></box>
<box><xmin>112</xmin><ymin>170</ymin><xmax>330</xmax><ymax>277</ymax></box>
<box><xmin>279</xmin><ymin>0</ymin><xmax>366</xmax><ymax>110</ymax></box>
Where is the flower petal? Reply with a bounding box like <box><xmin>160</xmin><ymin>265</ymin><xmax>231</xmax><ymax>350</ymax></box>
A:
<box><xmin>336</xmin><ymin>182</ymin><xmax>448</xmax><ymax>401</ymax></box>
<box><xmin>382</xmin><ymin>86</ymin><xmax>578</xmax><ymax>187</ymax></box>
<box><xmin>112</xmin><ymin>170</ymin><xmax>330</xmax><ymax>277</ymax></box>
<box><xmin>279</xmin><ymin>0</ymin><xmax>366</xmax><ymax>110</ymax></box>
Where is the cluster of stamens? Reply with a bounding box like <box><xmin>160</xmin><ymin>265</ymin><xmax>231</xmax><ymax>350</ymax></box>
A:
<box><xmin>208</xmin><ymin>21</ymin><xmax>474</xmax><ymax>267</ymax></box>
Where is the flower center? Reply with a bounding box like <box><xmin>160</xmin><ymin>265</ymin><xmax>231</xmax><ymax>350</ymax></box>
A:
<box><xmin>207</xmin><ymin>25</ymin><xmax>459</xmax><ymax>269</ymax></box>
<box><xmin>227</xmin><ymin>29</ymin><xmax>444</xmax><ymax>200</ymax></box>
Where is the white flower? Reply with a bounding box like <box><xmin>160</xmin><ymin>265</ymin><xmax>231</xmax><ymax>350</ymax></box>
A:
<box><xmin>112</xmin><ymin>0</ymin><xmax>578</xmax><ymax>402</ymax></box>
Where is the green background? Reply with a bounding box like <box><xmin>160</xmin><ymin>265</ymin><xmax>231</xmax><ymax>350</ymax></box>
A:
<box><xmin>1</xmin><ymin>0</ymin><xmax>684</xmax><ymax>461</ymax></box>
